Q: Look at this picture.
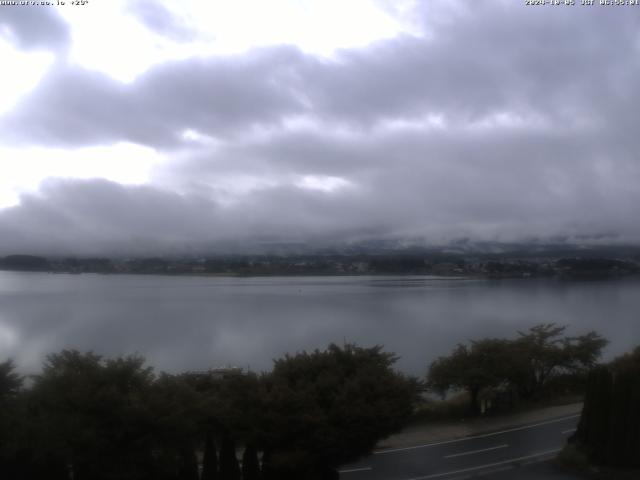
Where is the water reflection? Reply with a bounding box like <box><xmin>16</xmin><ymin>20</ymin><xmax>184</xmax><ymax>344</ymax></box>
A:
<box><xmin>0</xmin><ymin>272</ymin><xmax>638</xmax><ymax>376</ymax></box>
<box><xmin>0</xmin><ymin>318</ymin><xmax>18</xmax><ymax>350</ymax></box>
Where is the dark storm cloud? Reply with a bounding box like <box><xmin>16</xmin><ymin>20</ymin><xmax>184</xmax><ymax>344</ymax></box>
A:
<box><xmin>0</xmin><ymin>179</ymin><xmax>219</xmax><ymax>255</ymax></box>
<box><xmin>0</xmin><ymin>7</ymin><xmax>69</xmax><ymax>52</ymax></box>
<box><xmin>156</xmin><ymin>121</ymin><xmax>640</xmax><ymax>241</ymax></box>
<box><xmin>0</xmin><ymin>178</ymin><xmax>375</xmax><ymax>255</ymax></box>
<box><xmin>1</xmin><ymin>1</ymin><xmax>640</xmax><ymax>253</ymax></box>
<box><xmin>2</xmin><ymin>120</ymin><xmax>638</xmax><ymax>256</ymax></box>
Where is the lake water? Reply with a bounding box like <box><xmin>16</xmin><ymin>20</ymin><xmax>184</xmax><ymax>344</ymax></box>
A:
<box><xmin>0</xmin><ymin>272</ymin><xmax>638</xmax><ymax>376</ymax></box>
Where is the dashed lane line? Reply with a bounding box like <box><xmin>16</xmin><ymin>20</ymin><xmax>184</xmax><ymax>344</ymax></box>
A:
<box><xmin>339</xmin><ymin>467</ymin><xmax>373</xmax><ymax>474</ymax></box>
<box><xmin>402</xmin><ymin>448</ymin><xmax>562</xmax><ymax>480</ymax></box>
<box><xmin>443</xmin><ymin>444</ymin><xmax>508</xmax><ymax>459</ymax></box>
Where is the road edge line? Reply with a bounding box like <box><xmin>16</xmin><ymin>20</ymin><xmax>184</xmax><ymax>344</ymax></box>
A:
<box><xmin>404</xmin><ymin>448</ymin><xmax>562</xmax><ymax>480</ymax></box>
<box><xmin>375</xmin><ymin>414</ymin><xmax>580</xmax><ymax>454</ymax></box>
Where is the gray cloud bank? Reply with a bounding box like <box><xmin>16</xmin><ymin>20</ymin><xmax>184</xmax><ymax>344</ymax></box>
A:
<box><xmin>1</xmin><ymin>2</ymin><xmax>640</xmax><ymax>255</ymax></box>
<box><xmin>127</xmin><ymin>0</ymin><xmax>195</xmax><ymax>41</ymax></box>
<box><xmin>0</xmin><ymin>7</ymin><xmax>69</xmax><ymax>52</ymax></box>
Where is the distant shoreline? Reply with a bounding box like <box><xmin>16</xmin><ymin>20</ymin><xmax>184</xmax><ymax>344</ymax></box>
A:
<box><xmin>1</xmin><ymin>267</ymin><xmax>639</xmax><ymax>282</ymax></box>
<box><xmin>1</xmin><ymin>250</ymin><xmax>639</xmax><ymax>280</ymax></box>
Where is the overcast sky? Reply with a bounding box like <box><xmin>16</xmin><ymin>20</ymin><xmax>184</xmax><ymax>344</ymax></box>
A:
<box><xmin>0</xmin><ymin>0</ymin><xmax>639</xmax><ymax>255</ymax></box>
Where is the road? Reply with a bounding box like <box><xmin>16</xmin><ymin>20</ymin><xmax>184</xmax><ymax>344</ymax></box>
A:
<box><xmin>338</xmin><ymin>414</ymin><xmax>580</xmax><ymax>480</ymax></box>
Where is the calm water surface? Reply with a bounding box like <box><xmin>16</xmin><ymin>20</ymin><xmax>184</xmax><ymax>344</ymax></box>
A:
<box><xmin>0</xmin><ymin>272</ymin><xmax>638</xmax><ymax>375</ymax></box>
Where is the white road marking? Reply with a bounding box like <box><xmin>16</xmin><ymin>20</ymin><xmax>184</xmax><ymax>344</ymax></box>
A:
<box><xmin>561</xmin><ymin>428</ymin><xmax>577</xmax><ymax>435</ymax></box>
<box><xmin>403</xmin><ymin>448</ymin><xmax>562</xmax><ymax>480</ymax></box>
<box><xmin>443</xmin><ymin>444</ymin><xmax>508</xmax><ymax>459</ymax></box>
<box><xmin>338</xmin><ymin>466</ymin><xmax>372</xmax><ymax>474</ymax></box>
<box><xmin>374</xmin><ymin>414</ymin><xmax>580</xmax><ymax>455</ymax></box>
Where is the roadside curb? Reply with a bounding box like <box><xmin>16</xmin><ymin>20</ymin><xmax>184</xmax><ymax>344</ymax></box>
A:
<box><xmin>376</xmin><ymin>403</ymin><xmax>583</xmax><ymax>452</ymax></box>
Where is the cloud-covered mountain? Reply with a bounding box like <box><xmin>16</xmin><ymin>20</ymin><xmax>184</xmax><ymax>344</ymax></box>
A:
<box><xmin>0</xmin><ymin>1</ymin><xmax>639</xmax><ymax>255</ymax></box>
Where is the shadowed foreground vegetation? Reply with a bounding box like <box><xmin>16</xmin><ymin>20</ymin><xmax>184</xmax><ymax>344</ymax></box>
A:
<box><xmin>0</xmin><ymin>325</ymin><xmax>620</xmax><ymax>479</ymax></box>
<box><xmin>426</xmin><ymin>324</ymin><xmax>607</xmax><ymax>416</ymax></box>
<box><xmin>0</xmin><ymin>344</ymin><xmax>419</xmax><ymax>480</ymax></box>
<box><xmin>565</xmin><ymin>346</ymin><xmax>640</xmax><ymax>474</ymax></box>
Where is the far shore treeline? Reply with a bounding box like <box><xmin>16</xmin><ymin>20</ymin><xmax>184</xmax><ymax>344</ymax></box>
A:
<box><xmin>1</xmin><ymin>247</ymin><xmax>640</xmax><ymax>278</ymax></box>
<box><xmin>1</xmin><ymin>325</ymin><xmax>636</xmax><ymax>479</ymax></box>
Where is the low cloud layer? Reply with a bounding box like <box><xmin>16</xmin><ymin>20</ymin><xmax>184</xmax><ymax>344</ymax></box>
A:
<box><xmin>0</xmin><ymin>7</ymin><xmax>70</xmax><ymax>52</ymax></box>
<box><xmin>1</xmin><ymin>2</ymin><xmax>639</xmax><ymax>255</ymax></box>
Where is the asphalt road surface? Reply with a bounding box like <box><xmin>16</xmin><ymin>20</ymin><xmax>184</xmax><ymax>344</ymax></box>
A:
<box><xmin>338</xmin><ymin>414</ymin><xmax>580</xmax><ymax>480</ymax></box>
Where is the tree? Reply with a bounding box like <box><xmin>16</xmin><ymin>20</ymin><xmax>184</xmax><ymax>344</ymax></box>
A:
<box><xmin>0</xmin><ymin>360</ymin><xmax>22</xmax><ymax>399</ymax></box>
<box><xmin>573</xmin><ymin>366</ymin><xmax>613</xmax><ymax>464</ymax></box>
<box><xmin>219</xmin><ymin>435</ymin><xmax>241</xmax><ymax>480</ymax></box>
<box><xmin>0</xmin><ymin>255</ymin><xmax>49</xmax><ymax>271</ymax></box>
<box><xmin>177</xmin><ymin>448</ymin><xmax>199</xmax><ymax>480</ymax></box>
<box><xmin>1</xmin><ymin>345</ymin><xmax>417</xmax><ymax>479</ymax></box>
<box><xmin>147</xmin><ymin>373</ymin><xmax>203</xmax><ymax>479</ymax></box>
<box><xmin>28</xmin><ymin>350</ymin><xmax>157</xmax><ymax>480</ymax></box>
<box><xmin>260</xmin><ymin>343</ymin><xmax>420</xmax><ymax>477</ymax></box>
<box><xmin>0</xmin><ymin>360</ymin><xmax>25</xmax><ymax>480</ymax></box>
<box><xmin>428</xmin><ymin>339</ymin><xmax>514</xmax><ymax>415</ymax></box>
<box><xmin>511</xmin><ymin>324</ymin><xmax>607</xmax><ymax>399</ymax></box>
<box><xmin>201</xmin><ymin>432</ymin><xmax>219</xmax><ymax>480</ymax></box>
<box><xmin>428</xmin><ymin>325</ymin><xmax>608</xmax><ymax>413</ymax></box>
<box><xmin>241</xmin><ymin>444</ymin><xmax>261</xmax><ymax>480</ymax></box>
<box><xmin>182</xmin><ymin>369</ymin><xmax>264</xmax><ymax>455</ymax></box>
<box><xmin>572</xmin><ymin>346</ymin><xmax>640</xmax><ymax>468</ymax></box>
<box><xmin>609</xmin><ymin>345</ymin><xmax>640</xmax><ymax>374</ymax></box>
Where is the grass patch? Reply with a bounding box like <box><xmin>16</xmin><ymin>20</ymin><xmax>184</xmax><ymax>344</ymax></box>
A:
<box><xmin>411</xmin><ymin>392</ymin><xmax>470</xmax><ymax>423</ymax></box>
<box><xmin>410</xmin><ymin>391</ymin><xmax>583</xmax><ymax>425</ymax></box>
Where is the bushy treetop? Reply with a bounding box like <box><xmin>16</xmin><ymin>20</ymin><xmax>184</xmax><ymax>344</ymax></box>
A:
<box><xmin>427</xmin><ymin>324</ymin><xmax>608</xmax><ymax>414</ymax></box>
